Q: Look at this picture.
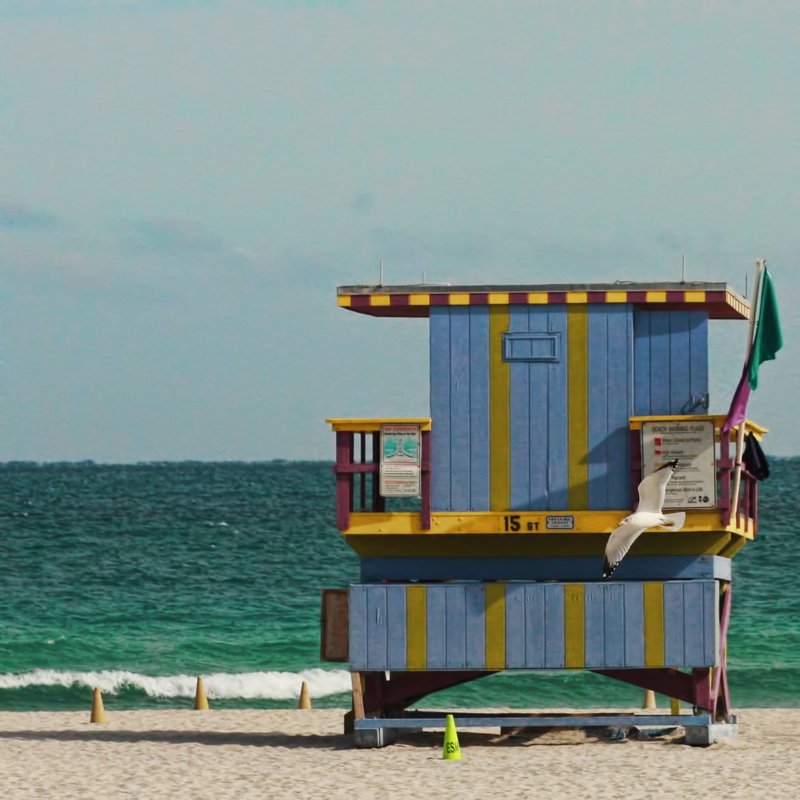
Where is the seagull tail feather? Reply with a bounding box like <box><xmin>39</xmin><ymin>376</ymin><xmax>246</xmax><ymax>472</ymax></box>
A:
<box><xmin>661</xmin><ymin>511</ymin><xmax>686</xmax><ymax>531</ymax></box>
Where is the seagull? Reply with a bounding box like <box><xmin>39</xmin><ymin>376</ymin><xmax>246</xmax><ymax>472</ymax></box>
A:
<box><xmin>602</xmin><ymin>459</ymin><xmax>685</xmax><ymax>580</ymax></box>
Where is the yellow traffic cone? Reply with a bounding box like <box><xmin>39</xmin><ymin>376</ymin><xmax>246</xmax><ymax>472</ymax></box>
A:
<box><xmin>298</xmin><ymin>681</ymin><xmax>312</xmax><ymax>710</ymax></box>
<box><xmin>194</xmin><ymin>676</ymin><xmax>209</xmax><ymax>710</ymax></box>
<box><xmin>442</xmin><ymin>714</ymin><xmax>462</xmax><ymax>760</ymax></box>
<box><xmin>643</xmin><ymin>689</ymin><xmax>656</xmax><ymax>710</ymax></box>
<box><xmin>90</xmin><ymin>687</ymin><xmax>108</xmax><ymax>724</ymax></box>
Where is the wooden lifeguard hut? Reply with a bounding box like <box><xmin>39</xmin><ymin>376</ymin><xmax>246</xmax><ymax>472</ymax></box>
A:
<box><xmin>322</xmin><ymin>280</ymin><xmax>765</xmax><ymax>746</ymax></box>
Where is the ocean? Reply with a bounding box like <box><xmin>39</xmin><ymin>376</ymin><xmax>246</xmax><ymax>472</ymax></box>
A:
<box><xmin>1</xmin><ymin>459</ymin><xmax>798</xmax><ymax>711</ymax></box>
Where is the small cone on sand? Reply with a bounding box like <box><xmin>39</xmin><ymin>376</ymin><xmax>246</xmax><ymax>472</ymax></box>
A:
<box><xmin>298</xmin><ymin>681</ymin><xmax>312</xmax><ymax>710</ymax></box>
<box><xmin>194</xmin><ymin>676</ymin><xmax>209</xmax><ymax>710</ymax></box>
<box><xmin>442</xmin><ymin>714</ymin><xmax>462</xmax><ymax>760</ymax></box>
<box><xmin>90</xmin><ymin>687</ymin><xmax>108</xmax><ymax>724</ymax></box>
<box><xmin>643</xmin><ymin>689</ymin><xmax>657</xmax><ymax>710</ymax></box>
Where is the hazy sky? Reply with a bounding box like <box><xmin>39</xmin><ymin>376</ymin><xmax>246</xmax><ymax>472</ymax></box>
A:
<box><xmin>2</xmin><ymin>1</ymin><xmax>797</xmax><ymax>462</ymax></box>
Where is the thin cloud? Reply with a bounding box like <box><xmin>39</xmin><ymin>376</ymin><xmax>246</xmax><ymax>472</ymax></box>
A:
<box><xmin>0</xmin><ymin>201</ymin><xmax>58</xmax><ymax>229</ymax></box>
<box><xmin>351</xmin><ymin>192</ymin><xmax>375</xmax><ymax>214</ymax></box>
<box><xmin>369</xmin><ymin>228</ymin><xmax>493</xmax><ymax>266</ymax></box>
<box><xmin>122</xmin><ymin>219</ymin><xmax>226</xmax><ymax>256</ymax></box>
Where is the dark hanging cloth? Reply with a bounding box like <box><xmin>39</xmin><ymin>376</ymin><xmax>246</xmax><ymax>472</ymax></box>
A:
<box><xmin>743</xmin><ymin>432</ymin><xmax>770</xmax><ymax>481</ymax></box>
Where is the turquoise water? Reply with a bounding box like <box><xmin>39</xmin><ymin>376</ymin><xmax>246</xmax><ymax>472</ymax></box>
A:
<box><xmin>1</xmin><ymin>460</ymin><xmax>798</xmax><ymax>710</ymax></box>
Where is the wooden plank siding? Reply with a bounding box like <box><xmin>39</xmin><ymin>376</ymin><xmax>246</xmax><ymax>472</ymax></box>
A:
<box><xmin>348</xmin><ymin>582</ymin><xmax>719</xmax><ymax>671</ymax></box>
<box><xmin>430</xmin><ymin>307</ymin><xmax>491</xmax><ymax>511</ymax></box>
<box><xmin>430</xmin><ymin>305</ymin><xmax>706</xmax><ymax>513</ymax></box>
<box><xmin>489</xmin><ymin>307</ymin><xmax>510</xmax><ymax>510</ymax></box>
<box><xmin>633</xmin><ymin>310</ymin><xmax>709</xmax><ymax>415</ymax></box>
<box><xmin>508</xmin><ymin>306</ymin><xmax>569</xmax><ymax>510</ymax></box>
<box><xmin>587</xmin><ymin>305</ymin><xmax>634</xmax><ymax>510</ymax></box>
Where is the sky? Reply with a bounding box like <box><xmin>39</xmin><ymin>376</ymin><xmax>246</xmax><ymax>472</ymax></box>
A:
<box><xmin>1</xmin><ymin>0</ymin><xmax>797</xmax><ymax>462</ymax></box>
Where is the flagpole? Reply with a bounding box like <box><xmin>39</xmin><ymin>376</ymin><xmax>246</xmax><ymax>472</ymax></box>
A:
<box><xmin>730</xmin><ymin>259</ymin><xmax>765</xmax><ymax>520</ymax></box>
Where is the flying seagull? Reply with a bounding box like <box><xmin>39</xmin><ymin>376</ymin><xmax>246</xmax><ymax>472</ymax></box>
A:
<box><xmin>602</xmin><ymin>459</ymin><xmax>685</xmax><ymax>580</ymax></box>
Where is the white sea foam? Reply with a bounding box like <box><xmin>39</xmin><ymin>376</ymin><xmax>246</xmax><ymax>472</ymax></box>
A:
<box><xmin>0</xmin><ymin>668</ymin><xmax>352</xmax><ymax>699</ymax></box>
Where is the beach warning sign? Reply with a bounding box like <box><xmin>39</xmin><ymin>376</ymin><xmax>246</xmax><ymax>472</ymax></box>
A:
<box><xmin>380</xmin><ymin>424</ymin><xmax>421</xmax><ymax>497</ymax></box>
<box><xmin>641</xmin><ymin>420</ymin><xmax>717</xmax><ymax>509</ymax></box>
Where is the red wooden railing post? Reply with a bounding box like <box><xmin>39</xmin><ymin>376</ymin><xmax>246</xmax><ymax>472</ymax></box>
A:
<box><xmin>720</xmin><ymin>425</ymin><xmax>732</xmax><ymax>526</ymax></box>
<box><xmin>335</xmin><ymin>431</ymin><xmax>353</xmax><ymax>531</ymax></box>
<box><xmin>358</xmin><ymin>433</ymin><xmax>367</xmax><ymax>511</ymax></box>
<box><xmin>371</xmin><ymin>433</ymin><xmax>385</xmax><ymax>513</ymax></box>
<box><xmin>742</xmin><ymin>467</ymin><xmax>751</xmax><ymax>532</ymax></box>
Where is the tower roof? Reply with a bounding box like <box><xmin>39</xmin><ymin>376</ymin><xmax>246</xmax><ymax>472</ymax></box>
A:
<box><xmin>336</xmin><ymin>282</ymin><xmax>749</xmax><ymax>320</ymax></box>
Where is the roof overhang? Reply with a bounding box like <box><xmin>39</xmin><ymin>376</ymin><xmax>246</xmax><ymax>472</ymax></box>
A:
<box><xmin>336</xmin><ymin>282</ymin><xmax>750</xmax><ymax>320</ymax></box>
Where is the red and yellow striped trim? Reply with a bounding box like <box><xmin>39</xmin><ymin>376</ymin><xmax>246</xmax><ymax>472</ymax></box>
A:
<box><xmin>338</xmin><ymin>289</ymin><xmax>749</xmax><ymax>319</ymax></box>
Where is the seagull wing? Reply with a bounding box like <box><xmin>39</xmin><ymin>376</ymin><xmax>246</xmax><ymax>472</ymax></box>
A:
<box><xmin>603</xmin><ymin>519</ymin><xmax>648</xmax><ymax>580</ymax></box>
<box><xmin>635</xmin><ymin>464</ymin><xmax>675</xmax><ymax>513</ymax></box>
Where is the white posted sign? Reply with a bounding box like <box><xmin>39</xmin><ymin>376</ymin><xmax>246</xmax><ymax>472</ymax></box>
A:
<box><xmin>641</xmin><ymin>420</ymin><xmax>717</xmax><ymax>509</ymax></box>
<box><xmin>380</xmin><ymin>424</ymin><xmax>421</xmax><ymax>497</ymax></box>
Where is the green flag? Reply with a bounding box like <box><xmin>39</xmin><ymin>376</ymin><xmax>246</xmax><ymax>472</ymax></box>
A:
<box><xmin>748</xmin><ymin>269</ymin><xmax>783</xmax><ymax>390</ymax></box>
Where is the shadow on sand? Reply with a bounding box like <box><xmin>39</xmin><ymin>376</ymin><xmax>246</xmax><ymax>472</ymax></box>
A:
<box><xmin>0</xmin><ymin>729</ymin><xmax>354</xmax><ymax>750</ymax></box>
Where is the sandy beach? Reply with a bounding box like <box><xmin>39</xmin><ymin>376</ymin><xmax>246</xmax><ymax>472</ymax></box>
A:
<box><xmin>1</xmin><ymin>708</ymin><xmax>798</xmax><ymax>799</ymax></box>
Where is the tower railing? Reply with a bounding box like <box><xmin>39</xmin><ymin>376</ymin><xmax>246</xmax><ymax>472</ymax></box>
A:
<box><xmin>629</xmin><ymin>414</ymin><xmax>766</xmax><ymax>535</ymax></box>
<box><xmin>329</xmin><ymin>415</ymin><xmax>764</xmax><ymax>535</ymax></box>
<box><xmin>327</xmin><ymin>418</ymin><xmax>432</xmax><ymax>531</ymax></box>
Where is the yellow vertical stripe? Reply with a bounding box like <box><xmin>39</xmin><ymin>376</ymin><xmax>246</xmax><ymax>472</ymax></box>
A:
<box><xmin>564</xmin><ymin>584</ymin><xmax>585</xmax><ymax>668</ymax></box>
<box><xmin>485</xmin><ymin>584</ymin><xmax>506</xmax><ymax>669</ymax></box>
<box><xmin>406</xmin><ymin>586</ymin><xmax>427</xmax><ymax>670</ymax></box>
<box><xmin>644</xmin><ymin>583</ymin><xmax>665</xmax><ymax>667</ymax></box>
<box><xmin>567</xmin><ymin>306</ymin><xmax>589</xmax><ymax>509</ymax></box>
<box><xmin>489</xmin><ymin>307</ymin><xmax>510</xmax><ymax>511</ymax></box>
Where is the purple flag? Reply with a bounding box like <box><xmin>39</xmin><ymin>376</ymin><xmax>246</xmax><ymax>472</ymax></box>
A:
<box><xmin>721</xmin><ymin>365</ymin><xmax>751</xmax><ymax>433</ymax></box>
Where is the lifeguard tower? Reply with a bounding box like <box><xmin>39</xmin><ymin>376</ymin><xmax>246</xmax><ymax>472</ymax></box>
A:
<box><xmin>322</xmin><ymin>281</ymin><xmax>764</xmax><ymax>746</ymax></box>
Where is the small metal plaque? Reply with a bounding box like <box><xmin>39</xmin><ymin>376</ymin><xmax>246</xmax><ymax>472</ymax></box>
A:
<box><xmin>546</xmin><ymin>515</ymin><xmax>575</xmax><ymax>530</ymax></box>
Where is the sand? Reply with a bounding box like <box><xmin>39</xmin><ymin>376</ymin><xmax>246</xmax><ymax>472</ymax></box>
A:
<box><xmin>1</xmin><ymin>708</ymin><xmax>798</xmax><ymax>799</ymax></box>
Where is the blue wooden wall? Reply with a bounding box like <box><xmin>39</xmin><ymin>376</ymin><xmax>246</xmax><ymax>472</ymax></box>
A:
<box><xmin>585</xmin><ymin>305</ymin><xmax>634</xmax><ymax>509</ymax></box>
<box><xmin>348</xmin><ymin>581</ymin><xmax>719</xmax><ymax>671</ymax></box>
<box><xmin>633</xmin><ymin>310</ymin><xmax>709</xmax><ymax>415</ymax></box>
<box><xmin>430</xmin><ymin>306</ymin><xmax>491</xmax><ymax>511</ymax></box>
<box><xmin>508</xmin><ymin>306</ymin><xmax>570</xmax><ymax>510</ymax></box>
<box><xmin>430</xmin><ymin>304</ymin><xmax>634</xmax><ymax>511</ymax></box>
<box><xmin>430</xmin><ymin>305</ymin><xmax>709</xmax><ymax>512</ymax></box>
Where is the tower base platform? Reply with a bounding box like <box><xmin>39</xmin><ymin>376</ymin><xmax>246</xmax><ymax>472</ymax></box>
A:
<box><xmin>352</xmin><ymin>710</ymin><xmax>738</xmax><ymax>748</ymax></box>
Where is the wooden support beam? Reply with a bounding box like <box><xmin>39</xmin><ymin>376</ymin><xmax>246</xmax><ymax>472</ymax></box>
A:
<box><xmin>711</xmin><ymin>581</ymin><xmax>733</xmax><ymax>721</ymax></box>
<box><xmin>594</xmin><ymin>668</ymin><xmax>713</xmax><ymax>711</ymax></box>
<box><xmin>351</xmin><ymin>671</ymin><xmax>365</xmax><ymax>721</ymax></box>
<box><xmin>361</xmin><ymin>671</ymin><xmax>493</xmax><ymax>716</ymax></box>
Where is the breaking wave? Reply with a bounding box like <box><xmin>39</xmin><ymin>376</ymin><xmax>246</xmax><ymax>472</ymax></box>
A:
<box><xmin>0</xmin><ymin>668</ymin><xmax>351</xmax><ymax>700</ymax></box>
